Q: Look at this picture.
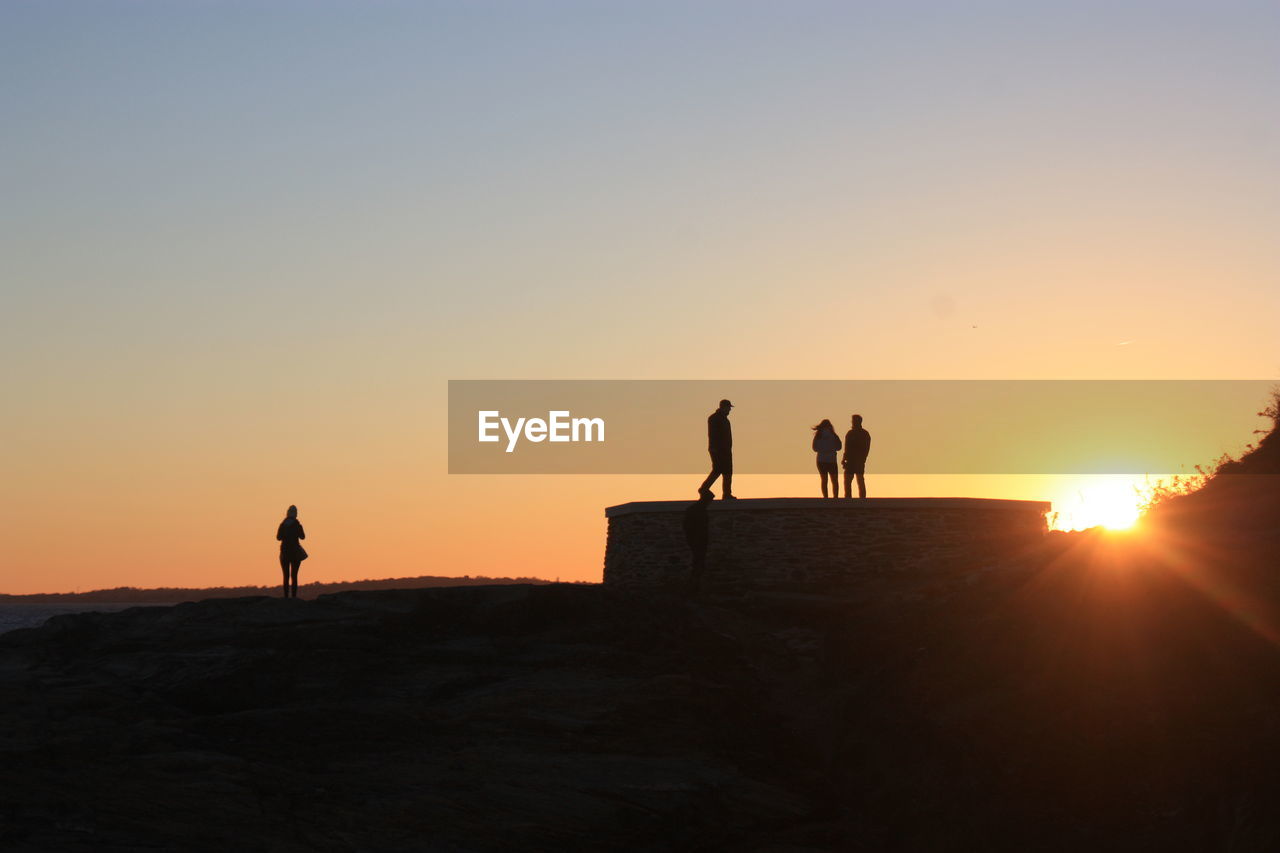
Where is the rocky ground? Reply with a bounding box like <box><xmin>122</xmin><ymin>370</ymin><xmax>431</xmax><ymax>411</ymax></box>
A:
<box><xmin>4</xmin><ymin>547</ymin><xmax>1280</xmax><ymax>851</ymax></box>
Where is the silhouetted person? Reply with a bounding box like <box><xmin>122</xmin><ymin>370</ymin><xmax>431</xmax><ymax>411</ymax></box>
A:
<box><xmin>683</xmin><ymin>490</ymin><xmax>713</xmax><ymax>591</ymax></box>
<box><xmin>842</xmin><ymin>415</ymin><xmax>871</xmax><ymax>498</ymax></box>
<box><xmin>812</xmin><ymin>419</ymin><xmax>842</xmax><ymax>498</ymax></box>
<box><xmin>277</xmin><ymin>505</ymin><xmax>307</xmax><ymax>598</ymax></box>
<box><xmin>697</xmin><ymin>399</ymin><xmax>737</xmax><ymax>500</ymax></box>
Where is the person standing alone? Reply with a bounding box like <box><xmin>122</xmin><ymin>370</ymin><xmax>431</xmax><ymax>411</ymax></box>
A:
<box><xmin>842</xmin><ymin>415</ymin><xmax>871</xmax><ymax>498</ymax></box>
<box><xmin>698</xmin><ymin>399</ymin><xmax>736</xmax><ymax>500</ymax></box>
<box><xmin>277</xmin><ymin>505</ymin><xmax>308</xmax><ymax>598</ymax></box>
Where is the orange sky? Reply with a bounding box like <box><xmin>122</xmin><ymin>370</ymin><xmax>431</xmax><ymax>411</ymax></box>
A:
<box><xmin>3</xmin><ymin>3</ymin><xmax>1278</xmax><ymax>594</ymax></box>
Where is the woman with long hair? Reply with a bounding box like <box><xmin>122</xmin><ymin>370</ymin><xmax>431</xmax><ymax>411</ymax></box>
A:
<box><xmin>276</xmin><ymin>505</ymin><xmax>307</xmax><ymax>598</ymax></box>
<box><xmin>811</xmin><ymin>419</ymin><xmax>842</xmax><ymax>498</ymax></box>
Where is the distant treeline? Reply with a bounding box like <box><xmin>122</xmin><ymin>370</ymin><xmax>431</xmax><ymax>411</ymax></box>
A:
<box><xmin>0</xmin><ymin>575</ymin><xmax>571</xmax><ymax>604</ymax></box>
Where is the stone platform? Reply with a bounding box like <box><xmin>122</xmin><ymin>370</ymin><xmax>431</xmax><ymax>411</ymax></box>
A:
<box><xmin>604</xmin><ymin>497</ymin><xmax>1052</xmax><ymax>588</ymax></box>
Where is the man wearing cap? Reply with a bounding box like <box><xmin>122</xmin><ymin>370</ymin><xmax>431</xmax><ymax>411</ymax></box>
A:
<box><xmin>698</xmin><ymin>399</ymin><xmax>737</xmax><ymax>500</ymax></box>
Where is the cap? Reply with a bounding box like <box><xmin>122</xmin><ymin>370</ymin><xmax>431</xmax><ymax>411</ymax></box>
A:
<box><xmin>720</xmin><ymin>399</ymin><xmax>733</xmax><ymax>408</ymax></box>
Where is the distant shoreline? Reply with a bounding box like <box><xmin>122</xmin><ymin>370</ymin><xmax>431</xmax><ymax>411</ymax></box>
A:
<box><xmin>0</xmin><ymin>574</ymin><xmax>566</xmax><ymax>604</ymax></box>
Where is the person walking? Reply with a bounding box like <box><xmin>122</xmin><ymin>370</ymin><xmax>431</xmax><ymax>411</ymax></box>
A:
<box><xmin>697</xmin><ymin>399</ymin><xmax>736</xmax><ymax>500</ymax></box>
<box><xmin>812</xmin><ymin>419</ymin><xmax>842</xmax><ymax>498</ymax></box>
<box><xmin>842</xmin><ymin>414</ymin><xmax>871</xmax><ymax>498</ymax></box>
<box><xmin>276</xmin><ymin>505</ymin><xmax>308</xmax><ymax>598</ymax></box>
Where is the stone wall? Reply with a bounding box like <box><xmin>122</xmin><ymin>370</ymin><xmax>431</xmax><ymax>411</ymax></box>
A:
<box><xmin>603</xmin><ymin>497</ymin><xmax>1050</xmax><ymax>588</ymax></box>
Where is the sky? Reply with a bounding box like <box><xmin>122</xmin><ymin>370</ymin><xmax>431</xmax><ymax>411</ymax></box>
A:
<box><xmin>3</xmin><ymin>1</ymin><xmax>1278</xmax><ymax>594</ymax></box>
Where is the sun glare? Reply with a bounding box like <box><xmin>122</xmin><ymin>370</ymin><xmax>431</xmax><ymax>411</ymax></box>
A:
<box><xmin>1053</xmin><ymin>477</ymin><xmax>1144</xmax><ymax>531</ymax></box>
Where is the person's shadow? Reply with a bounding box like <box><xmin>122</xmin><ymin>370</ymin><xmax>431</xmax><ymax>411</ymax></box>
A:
<box><xmin>683</xmin><ymin>491</ymin><xmax>713</xmax><ymax>593</ymax></box>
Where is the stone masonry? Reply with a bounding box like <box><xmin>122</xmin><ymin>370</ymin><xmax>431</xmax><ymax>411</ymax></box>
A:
<box><xmin>603</xmin><ymin>497</ymin><xmax>1051</xmax><ymax>588</ymax></box>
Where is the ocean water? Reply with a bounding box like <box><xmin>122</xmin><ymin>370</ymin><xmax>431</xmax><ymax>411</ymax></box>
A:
<box><xmin>0</xmin><ymin>603</ymin><xmax>155</xmax><ymax>636</ymax></box>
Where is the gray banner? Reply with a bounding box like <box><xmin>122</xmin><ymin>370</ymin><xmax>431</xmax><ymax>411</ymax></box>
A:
<box><xmin>448</xmin><ymin>380</ymin><xmax>1272</xmax><ymax>474</ymax></box>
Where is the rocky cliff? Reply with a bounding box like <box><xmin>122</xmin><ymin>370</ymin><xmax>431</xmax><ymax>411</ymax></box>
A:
<box><xmin>4</xmin><ymin>552</ymin><xmax>1280</xmax><ymax>850</ymax></box>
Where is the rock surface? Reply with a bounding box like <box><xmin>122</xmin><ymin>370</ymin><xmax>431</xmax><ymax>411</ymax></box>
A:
<box><xmin>4</xmin><ymin>557</ymin><xmax>1280</xmax><ymax>851</ymax></box>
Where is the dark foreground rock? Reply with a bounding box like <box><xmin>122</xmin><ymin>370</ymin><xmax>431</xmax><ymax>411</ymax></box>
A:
<box><xmin>4</xmin><ymin>558</ymin><xmax>1280</xmax><ymax>851</ymax></box>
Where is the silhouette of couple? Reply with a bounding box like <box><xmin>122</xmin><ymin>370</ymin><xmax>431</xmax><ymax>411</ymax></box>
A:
<box><xmin>812</xmin><ymin>415</ymin><xmax>871</xmax><ymax>498</ymax></box>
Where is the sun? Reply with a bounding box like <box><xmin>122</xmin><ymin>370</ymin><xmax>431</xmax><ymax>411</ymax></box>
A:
<box><xmin>1088</xmin><ymin>490</ymin><xmax>1141</xmax><ymax>530</ymax></box>
<box><xmin>1054</xmin><ymin>477</ymin><xmax>1144</xmax><ymax>531</ymax></box>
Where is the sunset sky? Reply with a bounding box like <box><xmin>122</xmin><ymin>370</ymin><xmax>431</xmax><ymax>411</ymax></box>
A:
<box><xmin>3</xmin><ymin>1</ymin><xmax>1278</xmax><ymax>594</ymax></box>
